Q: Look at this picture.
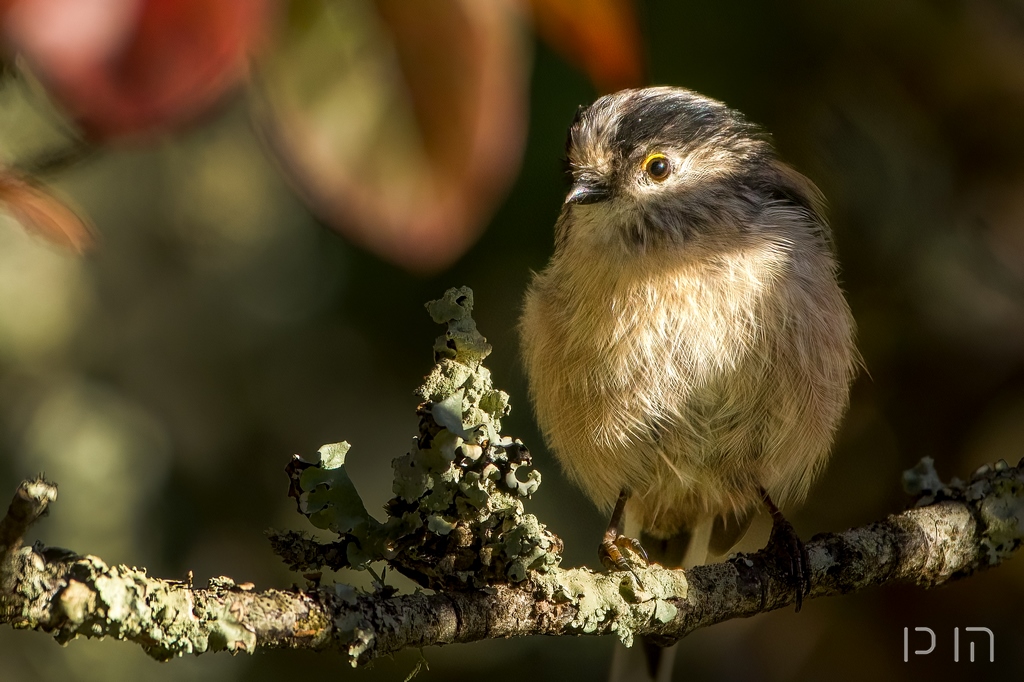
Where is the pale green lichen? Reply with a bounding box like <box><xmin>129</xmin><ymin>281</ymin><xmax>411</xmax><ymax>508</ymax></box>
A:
<box><xmin>902</xmin><ymin>456</ymin><xmax>944</xmax><ymax>498</ymax></box>
<box><xmin>902</xmin><ymin>456</ymin><xmax>1024</xmax><ymax>565</ymax></box>
<box><xmin>301</xmin><ymin>443</ymin><xmax>383</xmax><ymax>541</ymax></box>
<box><xmin>40</xmin><ymin>554</ymin><xmax>258</xmax><ymax>660</ymax></box>
<box><xmin>977</xmin><ymin>472</ymin><xmax>1024</xmax><ymax>564</ymax></box>
<box><xmin>532</xmin><ymin>564</ymin><xmax>688</xmax><ymax>647</ymax></box>
<box><xmin>283</xmin><ymin>287</ymin><xmax>562</xmax><ymax>590</ymax></box>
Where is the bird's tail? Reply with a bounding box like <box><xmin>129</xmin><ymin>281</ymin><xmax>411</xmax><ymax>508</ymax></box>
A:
<box><xmin>608</xmin><ymin>513</ymin><xmax>751</xmax><ymax>682</ymax></box>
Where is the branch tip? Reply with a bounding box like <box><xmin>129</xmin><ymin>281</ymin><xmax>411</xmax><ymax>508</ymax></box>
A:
<box><xmin>0</xmin><ymin>477</ymin><xmax>58</xmax><ymax>555</ymax></box>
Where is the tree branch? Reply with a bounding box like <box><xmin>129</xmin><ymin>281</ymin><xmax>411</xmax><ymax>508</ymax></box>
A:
<box><xmin>0</xmin><ymin>478</ymin><xmax>57</xmax><ymax>559</ymax></box>
<box><xmin>1</xmin><ymin>459</ymin><xmax>1021</xmax><ymax>664</ymax></box>
<box><xmin>2</xmin><ymin>288</ymin><xmax>1021</xmax><ymax>665</ymax></box>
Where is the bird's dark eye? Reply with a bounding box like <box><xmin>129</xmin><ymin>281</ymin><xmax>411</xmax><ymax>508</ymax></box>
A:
<box><xmin>643</xmin><ymin>153</ymin><xmax>671</xmax><ymax>181</ymax></box>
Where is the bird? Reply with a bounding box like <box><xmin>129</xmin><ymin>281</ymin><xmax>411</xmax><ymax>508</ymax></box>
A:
<box><xmin>519</xmin><ymin>86</ymin><xmax>858</xmax><ymax>680</ymax></box>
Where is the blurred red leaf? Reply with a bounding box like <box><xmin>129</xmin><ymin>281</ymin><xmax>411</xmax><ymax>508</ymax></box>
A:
<box><xmin>0</xmin><ymin>0</ymin><xmax>273</xmax><ymax>139</ymax></box>
<box><xmin>0</xmin><ymin>171</ymin><xmax>93</xmax><ymax>253</ymax></box>
<box><xmin>257</xmin><ymin>0</ymin><xmax>529</xmax><ymax>273</ymax></box>
<box><xmin>529</xmin><ymin>0</ymin><xmax>645</xmax><ymax>93</ymax></box>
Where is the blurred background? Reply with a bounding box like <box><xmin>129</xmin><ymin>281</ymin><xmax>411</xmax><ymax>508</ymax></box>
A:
<box><xmin>1</xmin><ymin>0</ymin><xmax>1023</xmax><ymax>680</ymax></box>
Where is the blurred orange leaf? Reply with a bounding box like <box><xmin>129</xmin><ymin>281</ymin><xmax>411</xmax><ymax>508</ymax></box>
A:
<box><xmin>0</xmin><ymin>0</ymin><xmax>273</xmax><ymax>139</ymax></box>
<box><xmin>255</xmin><ymin>0</ymin><xmax>529</xmax><ymax>273</ymax></box>
<box><xmin>0</xmin><ymin>171</ymin><xmax>93</xmax><ymax>253</ymax></box>
<box><xmin>529</xmin><ymin>0</ymin><xmax>645</xmax><ymax>93</ymax></box>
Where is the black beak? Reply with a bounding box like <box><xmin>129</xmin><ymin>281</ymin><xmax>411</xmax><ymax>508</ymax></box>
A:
<box><xmin>565</xmin><ymin>181</ymin><xmax>610</xmax><ymax>205</ymax></box>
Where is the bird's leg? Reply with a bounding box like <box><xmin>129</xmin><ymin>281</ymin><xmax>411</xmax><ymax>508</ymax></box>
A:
<box><xmin>599</xmin><ymin>490</ymin><xmax>649</xmax><ymax>575</ymax></box>
<box><xmin>760</xmin><ymin>487</ymin><xmax>810</xmax><ymax>612</ymax></box>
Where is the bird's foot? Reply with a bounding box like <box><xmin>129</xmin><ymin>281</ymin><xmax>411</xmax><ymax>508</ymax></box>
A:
<box><xmin>764</xmin><ymin>512</ymin><xmax>811</xmax><ymax>612</ymax></box>
<box><xmin>599</xmin><ymin>532</ymin><xmax>649</xmax><ymax>580</ymax></box>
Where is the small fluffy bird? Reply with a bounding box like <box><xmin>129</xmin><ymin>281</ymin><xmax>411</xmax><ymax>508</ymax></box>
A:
<box><xmin>520</xmin><ymin>87</ymin><xmax>858</xmax><ymax>679</ymax></box>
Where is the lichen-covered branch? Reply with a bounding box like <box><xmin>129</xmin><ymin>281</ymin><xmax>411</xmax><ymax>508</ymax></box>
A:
<box><xmin>1</xmin><ymin>464</ymin><xmax>1022</xmax><ymax>663</ymax></box>
<box><xmin>1</xmin><ymin>288</ymin><xmax>1022</xmax><ymax>665</ymax></box>
<box><xmin>0</xmin><ymin>478</ymin><xmax>57</xmax><ymax>559</ymax></box>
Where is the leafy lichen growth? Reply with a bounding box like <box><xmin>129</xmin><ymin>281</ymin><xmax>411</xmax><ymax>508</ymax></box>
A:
<box><xmin>283</xmin><ymin>287</ymin><xmax>562</xmax><ymax>589</ymax></box>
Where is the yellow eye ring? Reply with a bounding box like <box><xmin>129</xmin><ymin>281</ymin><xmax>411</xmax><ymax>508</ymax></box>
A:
<box><xmin>643</xmin><ymin>153</ymin><xmax>671</xmax><ymax>181</ymax></box>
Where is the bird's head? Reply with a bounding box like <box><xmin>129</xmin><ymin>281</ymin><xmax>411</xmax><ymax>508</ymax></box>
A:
<box><xmin>559</xmin><ymin>86</ymin><xmax>826</xmax><ymax>253</ymax></box>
